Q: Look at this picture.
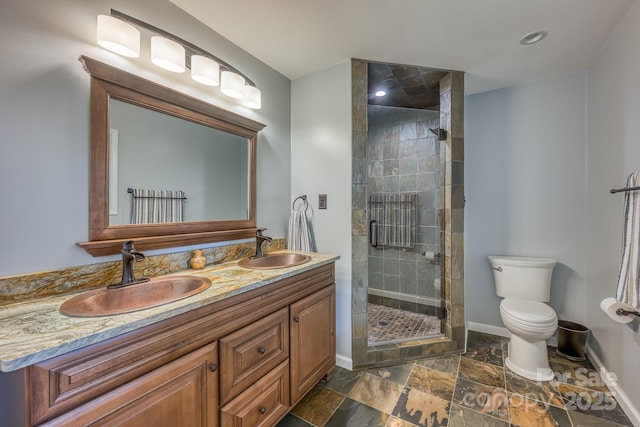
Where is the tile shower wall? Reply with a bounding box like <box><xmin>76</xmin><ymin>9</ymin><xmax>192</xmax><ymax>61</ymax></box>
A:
<box><xmin>367</xmin><ymin>106</ymin><xmax>442</xmax><ymax>309</ymax></box>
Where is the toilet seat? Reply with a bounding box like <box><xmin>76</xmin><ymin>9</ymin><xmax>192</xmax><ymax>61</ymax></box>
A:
<box><xmin>500</xmin><ymin>298</ymin><xmax>558</xmax><ymax>341</ymax></box>
<box><xmin>500</xmin><ymin>298</ymin><xmax>557</xmax><ymax>327</ymax></box>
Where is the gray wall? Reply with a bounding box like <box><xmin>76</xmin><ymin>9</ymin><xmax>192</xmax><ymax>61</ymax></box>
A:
<box><xmin>0</xmin><ymin>0</ymin><xmax>291</xmax><ymax>277</ymax></box>
<box><xmin>291</xmin><ymin>62</ymin><xmax>353</xmax><ymax>367</ymax></box>
<box><xmin>586</xmin><ymin>1</ymin><xmax>640</xmax><ymax>414</ymax></box>
<box><xmin>465</xmin><ymin>72</ymin><xmax>588</xmax><ymax>328</ymax></box>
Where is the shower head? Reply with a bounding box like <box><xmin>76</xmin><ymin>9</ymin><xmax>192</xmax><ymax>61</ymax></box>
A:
<box><xmin>429</xmin><ymin>128</ymin><xmax>447</xmax><ymax>141</ymax></box>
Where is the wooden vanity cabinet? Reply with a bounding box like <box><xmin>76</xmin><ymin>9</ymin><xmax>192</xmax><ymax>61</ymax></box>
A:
<box><xmin>40</xmin><ymin>342</ymin><xmax>219</xmax><ymax>427</ymax></box>
<box><xmin>27</xmin><ymin>263</ymin><xmax>336</xmax><ymax>427</ymax></box>
<box><xmin>290</xmin><ymin>285</ymin><xmax>335</xmax><ymax>404</ymax></box>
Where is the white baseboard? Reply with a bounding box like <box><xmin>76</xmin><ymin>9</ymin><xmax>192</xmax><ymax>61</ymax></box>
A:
<box><xmin>466</xmin><ymin>321</ymin><xmax>558</xmax><ymax>347</ymax></box>
<box><xmin>467</xmin><ymin>321</ymin><xmax>509</xmax><ymax>338</ymax></box>
<box><xmin>335</xmin><ymin>353</ymin><xmax>352</xmax><ymax>371</ymax></box>
<box><xmin>587</xmin><ymin>344</ymin><xmax>640</xmax><ymax>427</ymax></box>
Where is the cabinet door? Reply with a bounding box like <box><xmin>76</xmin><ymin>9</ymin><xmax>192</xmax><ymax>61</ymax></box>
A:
<box><xmin>41</xmin><ymin>342</ymin><xmax>219</xmax><ymax>427</ymax></box>
<box><xmin>289</xmin><ymin>284</ymin><xmax>336</xmax><ymax>404</ymax></box>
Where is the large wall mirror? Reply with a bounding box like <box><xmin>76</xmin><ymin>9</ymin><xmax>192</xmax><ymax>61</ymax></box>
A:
<box><xmin>77</xmin><ymin>56</ymin><xmax>265</xmax><ymax>256</ymax></box>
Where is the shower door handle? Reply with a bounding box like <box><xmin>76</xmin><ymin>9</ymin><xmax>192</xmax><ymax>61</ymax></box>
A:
<box><xmin>369</xmin><ymin>220</ymin><xmax>378</xmax><ymax>248</ymax></box>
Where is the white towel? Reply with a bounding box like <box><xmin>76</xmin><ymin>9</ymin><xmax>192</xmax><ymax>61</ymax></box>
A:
<box><xmin>287</xmin><ymin>208</ymin><xmax>317</xmax><ymax>252</ymax></box>
<box><xmin>130</xmin><ymin>189</ymin><xmax>185</xmax><ymax>224</ymax></box>
<box><xmin>616</xmin><ymin>171</ymin><xmax>640</xmax><ymax>310</ymax></box>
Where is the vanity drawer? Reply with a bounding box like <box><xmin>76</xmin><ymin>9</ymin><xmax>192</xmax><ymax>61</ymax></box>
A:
<box><xmin>219</xmin><ymin>307</ymin><xmax>289</xmax><ymax>404</ymax></box>
<box><xmin>220</xmin><ymin>360</ymin><xmax>289</xmax><ymax>427</ymax></box>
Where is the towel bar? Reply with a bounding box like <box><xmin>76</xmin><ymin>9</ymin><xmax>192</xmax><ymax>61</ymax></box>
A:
<box><xmin>127</xmin><ymin>188</ymin><xmax>187</xmax><ymax>200</ymax></box>
<box><xmin>610</xmin><ymin>185</ymin><xmax>640</xmax><ymax>194</ymax></box>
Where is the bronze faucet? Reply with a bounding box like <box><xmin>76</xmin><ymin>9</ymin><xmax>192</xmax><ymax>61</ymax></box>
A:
<box><xmin>108</xmin><ymin>241</ymin><xmax>150</xmax><ymax>289</ymax></box>
<box><xmin>253</xmin><ymin>230</ymin><xmax>273</xmax><ymax>258</ymax></box>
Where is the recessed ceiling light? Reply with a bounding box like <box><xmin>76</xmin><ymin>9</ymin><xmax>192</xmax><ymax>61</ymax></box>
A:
<box><xmin>375</xmin><ymin>90</ymin><xmax>386</xmax><ymax>97</ymax></box>
<box><xmin>520</xmin><ymin>31</ymin><xmax>548</xmax><ymax>45</ymax></box>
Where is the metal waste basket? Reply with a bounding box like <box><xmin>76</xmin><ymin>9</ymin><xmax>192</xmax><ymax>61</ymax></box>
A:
<box><xmin>556</xmin><ymin>320</ymin><xmax>589</xmax><ymax>361</ymax></box>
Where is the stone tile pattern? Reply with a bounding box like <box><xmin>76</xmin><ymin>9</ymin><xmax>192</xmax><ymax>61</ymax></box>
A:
<box><xmin>367</xmin><ymin>104</ymin><xmax>441</xmax><ymax>304</ymax></box>
<box><xmin>0</xmin><ymin>238</ymin><xmax>285</xmax><ymax>305</ymax></box>
<box><xmin>368</xmin><ymin>303</ymin><xmax>442</xmax><ymax>345</ymax></box>
<box><xmin>280</xmin><ymin>331</ymin><xmax>633</xmax><ymax>427</ymax></box>
<box><xmin>350</xmin><ymin>58</ymin><xmax>466</xmax><ymax>368</ymax></box>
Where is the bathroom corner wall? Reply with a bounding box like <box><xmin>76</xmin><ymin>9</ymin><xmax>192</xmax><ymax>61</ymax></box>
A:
<box><xmin>291</xmin><ymin>61</ymin><xmax>353</xmax><ymax>368</ymax></box>
<box><xmin>351</xmin><ymin>59</ymin><xmax>370</xmax><ymax>366</ymax></box>
<box><xmin>441</xmin><ymin>72</ymin><xmax>466</xmax><ymax>346</ymax></box>
<box><xmin>586</xmin><ymin>1</ymin><xmax>640</xmax><ymax>418</ymax></box>
<box><xmin>464</xmin><ymin>73</ymin><xmax>588</xmax><ymax>330</ymax></box>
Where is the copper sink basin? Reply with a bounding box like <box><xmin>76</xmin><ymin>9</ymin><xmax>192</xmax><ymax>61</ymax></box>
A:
<box><xmin>237</xmin><ymin>253</ymin><xmax>311</xmax><ymax>270</ymax></box>
<box><xmin>60</xmin><ymin>276</ymin><xmax>211</xmax><ymax>317</ymax></box>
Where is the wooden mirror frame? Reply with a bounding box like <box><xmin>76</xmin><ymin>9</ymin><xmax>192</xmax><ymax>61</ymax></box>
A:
<box><xmin>77</xmin><ymin>56</ymin><xmax>265</xmax><ymax>256</ymax></box>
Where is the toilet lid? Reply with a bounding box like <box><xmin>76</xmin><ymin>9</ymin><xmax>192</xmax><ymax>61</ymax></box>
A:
<box><xmin>501</xmin><ymin>298</ymin><xmax>556</xmax><ymax>323</ymax></box>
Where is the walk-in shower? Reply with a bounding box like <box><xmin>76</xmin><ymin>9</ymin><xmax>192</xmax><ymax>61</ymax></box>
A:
<box><xmin>366</xmin><ymin>105</ymin><xmax>444</xmax><ymax>346</ymax></box>
<box><xmin>350</xmin><ymin>59</ymin><xmax>465</xmax><ymax>368</ymax></box>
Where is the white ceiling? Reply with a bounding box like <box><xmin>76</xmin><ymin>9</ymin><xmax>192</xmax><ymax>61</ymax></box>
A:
<box><xmin>170</xmin><ymin>0</ymin><xmax>633</xmax><ymax>94</ymax></box>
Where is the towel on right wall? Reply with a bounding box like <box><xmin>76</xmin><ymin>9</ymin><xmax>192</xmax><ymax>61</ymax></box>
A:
<box><xmin>616</xmin><ymin>171</ymin><xmax>640</xmax><ymax>310</ymax></box>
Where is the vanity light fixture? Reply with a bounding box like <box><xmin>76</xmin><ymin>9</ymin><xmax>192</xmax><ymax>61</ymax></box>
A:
<box><xmin>95</xmin><ymin>9</ymin><xmax>262</xmax><ymax>108</ymax></box>
<box><xmin>97</xmin><ymin>15</ymin><xmax>140</xmax><ymax>58</ymax></box>
<box><xmin>220</xmin><ymin>71</ymin><xmax>246</xmax><ymax>99</ymax></box>
<box><xmin>243</xmin><ymin>85</ymin><xmax>262</xmax><ymax>109</ymax></box>
<box><xmin>191</xmin><ymin>55</ymin><xmax>220</xmax><ymax>86</ymax></box>
<box><xmin>151</xmin><ymin>36</ymin><xmax>185</xmax><ymax>73</ymax></box>
<box><xmin>520</xmin><ymin>31</ymin><xmax>548</xmax><ymax>45</ymax></box>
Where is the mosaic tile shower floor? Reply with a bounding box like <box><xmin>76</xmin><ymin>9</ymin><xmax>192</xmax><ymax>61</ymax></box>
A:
<box><xmin>277</xmin><ymin>331</ymin><xmax>633</xmax><ymax>427</ymax></box>
<box><xmin>368</xmin><ymin>303</ymin><xmax>443</xmax><ymax>345</ymax></box>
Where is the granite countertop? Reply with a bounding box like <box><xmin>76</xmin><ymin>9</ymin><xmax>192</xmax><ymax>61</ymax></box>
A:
<box><xmin>0</xmin><ymin>251</ymin><xmax>339</xmax><ymax>372</ymax></box>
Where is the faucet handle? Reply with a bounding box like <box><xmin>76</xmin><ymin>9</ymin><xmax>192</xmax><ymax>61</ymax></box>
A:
<box><xmin>122</xmin><ymin>240</ymin><xmax>136</xmax><ymax>252</ymax></box>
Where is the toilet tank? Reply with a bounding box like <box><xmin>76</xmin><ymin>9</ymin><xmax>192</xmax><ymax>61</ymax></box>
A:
<box><xmin>488</xmin><ymin>256</ymin><xmax>557</xmax><ymax>302</ymax></box>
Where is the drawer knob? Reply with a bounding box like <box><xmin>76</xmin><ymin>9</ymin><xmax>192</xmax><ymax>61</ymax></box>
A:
<box><xmin>208</xmin><ymin>363</ymin><xmax>218</xmax><ymax>372</ymax></box>
<box><xmin>259</xmin><ymin>406</ymin><xmax>266</xmax><ymax>414</ymax></box>
<box><xmin>293</xmin><ymin>316</ymin><xmax>299</xmax><ymax>323</ymax></box>
<box><xmin>258</xmin><ymin>347</ymin><xmax>266</xmax><ymax>354</ymax></box>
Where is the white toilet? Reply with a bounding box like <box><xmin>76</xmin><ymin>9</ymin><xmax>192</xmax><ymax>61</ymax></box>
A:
<box><xmin>488</xmin><ymin>256</ymin><xmax>558</xmax><ymax>381</ymax></box>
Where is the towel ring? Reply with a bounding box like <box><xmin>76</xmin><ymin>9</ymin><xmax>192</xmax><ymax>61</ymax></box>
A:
<box><xmin>292</xmin><ymin>195</ymin><xmax>308</xmax><ymax>212</ymax></box>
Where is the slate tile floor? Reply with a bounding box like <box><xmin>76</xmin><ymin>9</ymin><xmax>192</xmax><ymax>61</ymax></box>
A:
<box><xmin>277</xmin><ymin>331</ymin><xmax>633</xmax><ymax>427</ymax></box>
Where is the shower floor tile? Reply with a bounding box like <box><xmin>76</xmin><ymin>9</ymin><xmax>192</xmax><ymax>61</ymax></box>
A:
<box><xmin>368</xmin><ymin>303</ymin><xmax>443</xmax><ymax>345</ymax></box>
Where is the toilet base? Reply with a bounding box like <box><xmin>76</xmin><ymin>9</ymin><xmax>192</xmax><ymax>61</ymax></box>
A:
<box><xmin>505</xmin><ymin>335</ymin><xmax>555</xmax><ymax>382</ymax></box>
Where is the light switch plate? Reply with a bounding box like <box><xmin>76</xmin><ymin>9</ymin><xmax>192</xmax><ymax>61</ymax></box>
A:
<box><xmin>319</xmin><ymin>194</ymin><xmax>327</xmax><ymax>209</ymax></box>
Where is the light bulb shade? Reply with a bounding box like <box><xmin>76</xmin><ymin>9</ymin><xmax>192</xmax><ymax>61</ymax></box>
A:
<box><xmin>220</xmin><ymin>71</ymin><xmax>246</xmax><ymax>99</ymax></box>
<box><xmin>97</xmin><ymin>15</ymin><xmax>140</xmax><ymax>58</ymax></box>
<box><xmin>191</xmin><ymin>55</ymin><xmax>220</xmax><ymax>86</ymax></box>
<box><xmin>243</xmin><ymin>85</ymin><xmax>262</xmax><ymax>109</ymax></box>
<box><xmin>151</xmin><ymin>36</ymin><xmax>185</xmax><ymax>73</ymax></box>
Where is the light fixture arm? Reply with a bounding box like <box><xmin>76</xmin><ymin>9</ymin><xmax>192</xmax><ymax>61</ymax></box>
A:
<box><xmin>110</xmin><ymin>9</ymin><xmax>255</xmax><ymax>87</ymax></box>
